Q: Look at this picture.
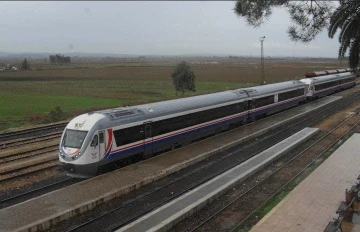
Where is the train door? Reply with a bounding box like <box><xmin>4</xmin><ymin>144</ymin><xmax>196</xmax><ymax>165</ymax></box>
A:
<box><xmin>90</xmin><ymin>131</ymin><xmax>105</xmax><ymax>162</ymax></box>
<box><xmin>248</xmin><ymin>99</ymin><xmax>256</xmax><ymax>121</ymax></box>
<box><xmin>90</xmin><ymin>133</ymin><xmax>99</xmax><ymax>162</ymax></box>
<box><xmin>143</xmin><ymin>123</ymin><xmax>153</xmax><ymax>157</ymax></box>
<box><xmin>98</xmin><ymin>131</ymin><xmax>105</xmax><ymax>160</ymax></box>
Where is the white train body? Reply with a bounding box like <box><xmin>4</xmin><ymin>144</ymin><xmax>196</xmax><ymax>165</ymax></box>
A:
<box><xmin>59</xmin><ymin>72</ymin><xmax>356</xmax><ymax>177</ymax></box>
<box><xmin>300</xmin><ymin>72</ymin><xmax>356</xmax><ymax>98</ymax></box>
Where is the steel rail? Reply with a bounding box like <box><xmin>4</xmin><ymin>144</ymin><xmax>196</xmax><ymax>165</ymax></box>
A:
<box><xmin>0</xmin><ymin>122</ymin><xmax>67</xmax><ymax>141</ymax></box>
<box><xmin>231</xmin><ymin>116</ymin><xmax>360</xmax><ymax>231</ymax></box>
<box><xmin>0</xmin><ymin>177</ymin><xmax>81</xmax><ymax>209</ymax></box>
<box><xmin>0</xmin><ymin>146</ymin><xmax>58</xmax><ymax>164</ymax></box>
<box><xmin>2</xmin><ymin>132</ymin><xmax>62</xmax><ymax>148</ymax></box>
<box><xmin>188</xmin><ymin>107</ymin><xmax>360</xmax><ymax>232</ymax></box>
<box><xmin>0</xmin><ymin>162</ymin><xmax>58</xmax><ymax>184</ymax></box>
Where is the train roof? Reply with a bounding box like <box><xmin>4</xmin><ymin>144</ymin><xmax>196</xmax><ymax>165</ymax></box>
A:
<box><xmin>242</xmin><ymin>80</ymin><xmax>306</xmax><ymax>97</ymax></box>
<box><xmin>112</xmin><ymin>89</ymin><xmax>247</xmax><ymax>115</ymax></box>
<box><xmin>70</xmin><ymin>89</ymin><xmax>250</xmax><ymax>129</ymax></box>
<box><xmin>300</xmin><ymin>72</ymin><xmax>355</xmax><ymax>85</ymax></box>
<box><xmin>66</xmin><ymin>80</ymin><xmax>306</xmax><ymax>130</ymax></box>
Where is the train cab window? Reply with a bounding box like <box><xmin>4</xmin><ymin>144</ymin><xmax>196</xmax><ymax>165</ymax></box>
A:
<box><xmin>91</xmin><ymin>135</ymin><xmax>98</xmax><ymax>147</ymax></box>
<box><xmin>63</xmin><ymin>129</ymin><xmax>88</xmax><ymax>149</ymax></box>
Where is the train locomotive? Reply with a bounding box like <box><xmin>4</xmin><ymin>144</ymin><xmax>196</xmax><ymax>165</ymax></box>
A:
<box><xmin>59</xmin><ymin>72</ymin><xmax>356</xmax><ymax>178</ymax></box>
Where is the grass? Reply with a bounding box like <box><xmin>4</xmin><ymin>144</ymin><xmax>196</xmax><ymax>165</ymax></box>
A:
<box><xmin>0</xmin><ymin>78</ymin><xmax>251</xmax><ymax>131</ymax></box>
<box><xmin>0</xmin><ymin>58</ymin><xmax>345</xmax><ymax>131</ymax></box>
<box><xmin>0</xmin><ymin>92</ymin><xmax>124</xmax><ymax>130</ymax></box>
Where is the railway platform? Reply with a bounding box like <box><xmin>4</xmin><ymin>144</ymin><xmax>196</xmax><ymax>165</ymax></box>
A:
<box><xmin>250</xmin><ymin>133</ymin><xmax>360</xmax><ymax>232</ymax></box>
<box><xmin>0</xmin><ymin>96</ymin><xmax>341</xmax><ymax>232</ymax></box>
<box><xmin>116</xmin><ymin>127</ymin><xmax>319</xmax><ymax>232</ymax></box>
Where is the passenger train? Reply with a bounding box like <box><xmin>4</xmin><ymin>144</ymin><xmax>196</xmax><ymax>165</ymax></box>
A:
<box><xmin>59</xmin><ymin>72</ymin><xmax>357</xmax><ymax>177</ymax></box>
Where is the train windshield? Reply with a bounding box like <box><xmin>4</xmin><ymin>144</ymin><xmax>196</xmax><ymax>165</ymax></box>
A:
<box><xmin>63</xmin><ymin>129</ymin><xmax>88</xmax><ymax>149</ymax></box>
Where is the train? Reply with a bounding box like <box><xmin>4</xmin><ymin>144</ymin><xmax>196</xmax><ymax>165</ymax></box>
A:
<box><xmin>304</xmin><ymin>68</ymin><xmax>353</xmax><ymax>78</ymax></box>
<box><xmin>59</xmin><ymin>71</ymin><xmax>357</xmax><ymax>178</ymax></box>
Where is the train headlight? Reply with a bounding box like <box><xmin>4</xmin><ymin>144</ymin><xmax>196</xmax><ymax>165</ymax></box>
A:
<box><xmin>74</xmin><ymin>152</ymin><xmax>81</xmax><ymax>159</ymax></box>
<box><xmin>59</xmin><ymin>150</ymin><xmax>65</xmax><ymax>158</ymax></box>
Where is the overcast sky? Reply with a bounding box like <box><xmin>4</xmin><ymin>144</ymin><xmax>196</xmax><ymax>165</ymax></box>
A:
<box><xmin>0</xmin><ymin>1</ymin><xmax>341</xmax><ymax>57</ymax></box>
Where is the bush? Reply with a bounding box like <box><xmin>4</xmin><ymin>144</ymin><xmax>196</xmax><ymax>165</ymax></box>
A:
<box><xmin>43</xmin><ymin>106</ymin><xmax>66</xmax><ymax>123</ymax></box>
<box><xmin>171</xmin><ymin>61</ymin><xmax>196</xmax><ymax>96</ymax></box>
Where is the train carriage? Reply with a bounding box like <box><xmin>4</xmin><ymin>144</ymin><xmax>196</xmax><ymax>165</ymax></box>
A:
<box><xmin>243</xmin><ymin>81</ymin><xmax>306</xmax><ymax>121</ymax></box>
<box><xmin>300</xmin><ymin>72</ymin><xmax>356</xmax><ymax>99</ymax></box>
<box><xmin>59</xmin><ymin>90</ymin><xmax>251</xmax><ymax>177</ymax></box>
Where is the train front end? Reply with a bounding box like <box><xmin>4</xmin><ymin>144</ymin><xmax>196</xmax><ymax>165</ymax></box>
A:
<box><xmin>59</xmin><ymin>113</ymin><xmax>105</xmax><ymax>178</ymax></box>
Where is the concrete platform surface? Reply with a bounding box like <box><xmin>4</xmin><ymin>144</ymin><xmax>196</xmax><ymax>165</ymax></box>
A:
<box><xmin>116</xmin><ymin>128</ymin><xmax>319</xmax><ymax>232</ymax></box>
<box><xmin>0</xmin><ymin>96</ymin><xmax>340</xmax><ymax>232</ymax></box>
<box><xmin>250</xmin><ymin>133</ymin><xmax>360</xmax><ymax>232</ymax></box>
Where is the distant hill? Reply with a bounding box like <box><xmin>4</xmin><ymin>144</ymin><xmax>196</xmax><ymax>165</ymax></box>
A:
<box><xmin>0</xmin><ymin>51</ymin><xmax>142</xmax><ymax>59</ymax></box>
<box><xmin>0</xmin><ymin>51</ymin><xmax>339</xmax><ymax>60</ymax></box>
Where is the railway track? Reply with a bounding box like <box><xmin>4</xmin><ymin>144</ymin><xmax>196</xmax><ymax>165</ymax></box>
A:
<box><xmin>0</xmin><ymin>122</ymin><xmax>67</xmax><ymax>142</ymax></box>
<box><xmin>0</xmin><ymin>177</ymin><xmax>82</xmax><ymax>209</ymax></box>
<box><xmin>186</xmin><ymin>107</ymin><xmax>360</xmax><ymax>232</ymax></box>
<box><xmin>0</xmin><ymin>144</ymin><xmax>59</xmax><ymax>184</ymax></box>
<box><xmin>0</xmin><ymin>144</ymin><xmax>59</xmax><ymax>164</ymax></box>
<box><xmin>0</xmin><ymin>134</ymin><xmax>60</xmax><ymax>184</ymax></box>
<box><xmin>0</xmin><ymin>161</ymin><xmax>59</xmax><ymax>183</ymax></box>
<box><xmin>52</xmin><ymin>93</ymin><xmax>360</xmax><ymax>232</ymax></box>
<box><xmin>1</xmin><ymin>131</ymin><xmax>62</xmax><ymax>149</ymax></box>
<box><xmin>0</xmin><ymin>145</ymin><xmax>58</xmax><ymax>164</ymax></box>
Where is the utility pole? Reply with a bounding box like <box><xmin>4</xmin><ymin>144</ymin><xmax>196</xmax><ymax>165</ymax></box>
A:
<box><xmin>259</xmin><ymin>36</ymin><xmax>265</xmax><ymax>85</ymax></box>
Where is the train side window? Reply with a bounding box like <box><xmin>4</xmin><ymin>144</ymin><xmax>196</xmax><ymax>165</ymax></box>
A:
<box><xmin>145</xmin><ymin>125</ymin><xmax>151</xmax><ymax>138</ymax></box>
<box><xmin>99</xmin><ymin>132</ymin><xmax>104</xmax><ymax>144</ymax></box>
<box><xmin>113</xmin><ymin>126</ymin><xmax>144</xmax><ymax>147</ymax></box>
<box><xmin>91</xmin><ymin>135</ymin><xmax>98</xmax><ymax>147</ymax></box>
<box><xmin>113</xmin><ymin>129</ymin><xmax>124</xmax><ymax>146</ymax></box>
<box><xmin>254</xmin><ymin>95</ymin><xmax>274</xmax><ymax>107</ymax></box>
<box><xmin>278</xmin><ymin>89</ymin><xmax>303</xmax><ymax>102</ymax></box>
<box><xmin>155</xmin><ymin>101</ymin><xmax>249</xmax><ymax>137</ymax></box>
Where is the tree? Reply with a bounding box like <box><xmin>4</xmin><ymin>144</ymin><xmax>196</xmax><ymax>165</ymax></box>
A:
<box><xmin>328</xmin><ymin>0</ymin><xmax>360</xmax><ymax>69</ymax></box>
<box><xmin>234</xmin><ymin>0</ymin><xmax>360</xmax><ymax>70</ymax></box>
<box><xmin>49</xmin><ymin>54</ymin><xmax>71</xmax><ymax>64</ymax></box>
<box><xmin>171</xmin><ymin>61</ymin><xmax>196</xmax><ymax>96</ymax></box>
<box><xmin>21</xmin><ymin>58</ymin><xmax>30</xmax><ymax>70</ymax></box>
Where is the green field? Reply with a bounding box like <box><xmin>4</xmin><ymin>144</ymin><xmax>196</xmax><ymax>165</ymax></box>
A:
<box><xmin>0</xmin><ymin>58</ymin><xmax>345</xmax><ymax>131</ymax></box>
<box><xmin>0</xmin><ymin>78</ymin><xmax>251</xmax><ymax>131</ymax></box>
